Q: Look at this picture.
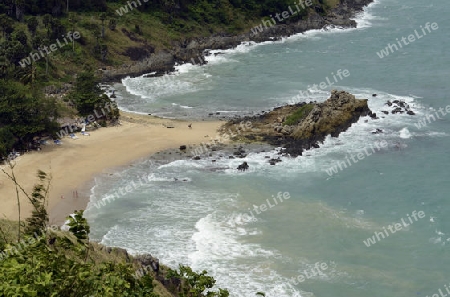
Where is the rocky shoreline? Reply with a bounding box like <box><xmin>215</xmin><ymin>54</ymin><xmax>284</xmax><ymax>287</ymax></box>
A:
<box><xmin>146</xmin><ymin>90</ymin><xmax>417</xmax><ymax>172</ymax></box>
<box><xmin>220</xmin><ymin>90</ymin><xmax>373</xmax><ymax>158</ymax></box>
<box><xmin>99</xmin><ymin>0</ymin><xmax>374</xmax><ymax>82</ymax></box>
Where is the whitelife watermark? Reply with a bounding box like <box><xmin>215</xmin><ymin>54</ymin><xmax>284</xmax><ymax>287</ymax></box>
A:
<box><xmin>190</xmin><ymin>121</ymin><xmax>254</xmax><ymax>157</ymax></box>
<box><xmin>229</xmin><ymin>192</ymin><xmax>291</xmax><ymax>225</ymax></box>
<box><xmin>288</xmin><ymin>69</ymin><xmax>350</xmax><ymax>104</ymax></box>
<box><xmin>290</xmin><ymin>261</ymin><xmax>332</xmax><ymax>286</ymax></box>
<box><xmin>363</xmin><ymin>210</ymin><xmax>426</xmax><ymax>247</ymax></box>
<box><xmin>0</xmin><ymin>225</ymin><xmax>59</xmax><ymax>262</ymax></box>
<box><xmin>414</xmin><ymin>104</ymin><xmax>450</xmax><ymax>129</ymax></box>
<box><xmin>116</xmin><ymin>0</ymin><xmax>149</xmax><ymax>16</ymax></box>
<box><xmin>91</xmin><ymin>165</ymin><xmax>155</xmax><ymax>210</ymax></box>
<box><xmin>324</xmin><ymin>140</ymin><xmax>388</xmax><ymax>177</ymax></box>
<box><xmin>137</xmin><ymin>54</ymin><xmax>205</xmax><ymax>87</ymax></box>
<box><xmin>425</xmin><ymin>282</ymin><xmax>450</xmax><ymax>297</ymax></box>
<box><xmin>56</xmin><ymin>101</ymin><xmax>118</xmax><ymax>138</ymax></box>
<box><xmin>19</xmin><ymin>31</ymin><xmax>81</xmax><ymax>68</ymax></box>
<box><xmin>376</xmin><ymin>22</ymin><xmax>439</xmax><ymax>59</ymax></box>
<box><xmin>250</xmin><ymin>0</ymin><xmax>314</xmax><ymax>36</ymax></box>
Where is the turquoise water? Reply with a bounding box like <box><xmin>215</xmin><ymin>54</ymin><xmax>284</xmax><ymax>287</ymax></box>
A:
<box><xmin>85</xmin><ymin>1</ymin><xmax>450</xmax><ymax>296</ymax></box>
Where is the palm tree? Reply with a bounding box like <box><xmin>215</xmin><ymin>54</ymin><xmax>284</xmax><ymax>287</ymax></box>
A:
<box><xmin>0</xmin><ymin>54</ymin><xmax>9</xmax><ymax>79</ymax></box>
<box><xmin>20</xmin><ymin>62</ymin><xmax>36</xmax><ymax>89</ymax></box>
<box><xmin>68</xmin><ymin>12</ymin><xmax>78</xmax><ymax>52</ymax></box>
<box><xmin>99</xmin><ymin>13</ymin><xmax>106</xmax><ymax>38</ymax></box>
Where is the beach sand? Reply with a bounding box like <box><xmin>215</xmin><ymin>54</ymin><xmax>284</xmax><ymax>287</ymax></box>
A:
<box><xmin>0</xmin><ymin>112</ymin><xmax>224</xmax><ymax>225</ymax></box>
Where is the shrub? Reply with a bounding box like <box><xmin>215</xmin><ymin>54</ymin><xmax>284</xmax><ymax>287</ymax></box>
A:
<box><xmin>284</xmin><ymin>104</ymin><xmax>314</xmax><ymax>126</ymax></box>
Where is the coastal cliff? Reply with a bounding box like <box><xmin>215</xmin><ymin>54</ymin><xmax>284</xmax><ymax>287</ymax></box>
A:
<box><xmin>100</xmin><ymin>0</ymin><xmax>374</xmax><ymax>82</ymax></box>
<box><xmin>221</xmin><ymin>90</ymin><xmax>372</xmax><ymax>157</ymax></box>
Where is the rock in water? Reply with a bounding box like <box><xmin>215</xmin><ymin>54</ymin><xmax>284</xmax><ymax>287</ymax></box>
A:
<box><xmin>237</xmin><ymin>161</ymin><xmax>249</xmax><ymax>171</ymax></box>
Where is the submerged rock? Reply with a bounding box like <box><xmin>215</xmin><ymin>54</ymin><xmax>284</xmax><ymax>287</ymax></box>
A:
<box><xmin>237</xmin><ymin>161</ymin><xmax>249</xmax><ymax>171</ymax></box>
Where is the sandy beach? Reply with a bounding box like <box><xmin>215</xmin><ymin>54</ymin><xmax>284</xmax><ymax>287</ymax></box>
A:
<box><xmin>0</xmin><ymin>112</ymin><xmax>223</xmax><ymax>225</ymax></box>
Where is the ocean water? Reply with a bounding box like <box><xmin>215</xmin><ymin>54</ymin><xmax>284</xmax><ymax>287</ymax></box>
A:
<box><xmin>85</xmin><ymin>0</ymin><xmax>450</xmax><ymax>296</ymax></box>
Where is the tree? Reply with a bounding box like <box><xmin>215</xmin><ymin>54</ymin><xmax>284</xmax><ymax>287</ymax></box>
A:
<box><xmin>13</xmin><ymin>29</ymin><xmax>27</xmax><ymax>47</ymax></box>
<box><xmin>25</xmin><ymin>170</ymin><xmax>51</xmax><ymax>236</ymax></box>
<box><xmin>0</xmin><ymin>80</ymin><xmax>60</xmax><ymax>154</ymax></box>
<box><xmin>168</xmin><ymin>265</ymin><xmax>230</xmax><ymax>297</ymax></box>
<box><xmin>67</xmin><ymin>210</ymin><xmax>90</xmax><ymax>241</ymax></box>
<box><xmin>68</xmin><ymin>12</ymin><xmax>78</xmax><ymax>51</ymax></box>
<box><xmin>48</xmin><ymin>18</ymin><xmax>65</xmax><ymax>39</ymax></box>
<box><xmin>42</xmin><ymin>14</ymin><xmax>51</xmax><ymax>29</ymax></box>
<box><xmin>69</xmin><ymin>70</ymin><xmax>117</xmax><ymax>119</ymax></box>
<box><xmin>4</xmin><ymin>39</ymin><xmax>27</xmax><ymax>65</ymax></box>
<box><xmin>0</xmin><ymin>14</ymin><xmax>14</xmax><ymax>39</ymax></box>
<box><xmin>0</xmin><ymin>52</ymin><xmax>9</xmax><ymax>79</ymax></box>
<box><xmin>99</xmin><ymin>12</ymin><xmax>106</xmax><ymax>38</ymax></box>
<box><xmin>108</xmin><ymin>19</ymin><xmax>116</xmax><ymax>31</ymax></box>
<box><xmin>26</xmin><ymin>16</ymin><xmax>38</xmax><ymax>36</ymax></box>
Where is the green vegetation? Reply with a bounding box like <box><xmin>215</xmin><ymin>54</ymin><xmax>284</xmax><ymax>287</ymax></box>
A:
<box><xmin>0</xmin><ymin>168</ymin><xmax>235</xmax><ymax>297</ymax></box>
<box><xmin>0</xmin><ymin>0</ymin><xmax>339</xmax><ymax>85</ymax></box>
<box><xmin>0</xmin><ymin>0</ymin><xmax>339</xmax><ymax>159</ymax></box>
<box><xmin>284</xmin><ymin>103</ymin><xmax>314</xmax><ymax>126</ymax></box>
<box><xmin>0</xmin><ymin>70</ymin><xmax>117</xmax><ymax>159</ymax></box>
<box><xmin>68</xmin><ymin>70</ymin><xmax>119</xmax><ymax>120</ymax></box>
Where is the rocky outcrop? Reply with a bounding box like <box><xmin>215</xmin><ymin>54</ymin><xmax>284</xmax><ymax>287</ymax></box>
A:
<box><xmin>134</xmin><ymin>254</ymin><xmax>160</xmax><ymax>273</ymax></box>
<box><xmin>99</xmin><ymin>51</ymin><xmax>175</xmax><ymax>81</ymax></box>
<box><xmin>383</xmin><ymin>99</ymin><xmax>416</xmax><ymax>115</ymax></box>
<box><xmin>100</xmin><ymin>0</ymin><xmax>374</xmax><ymax>82</ymax></box>
<box><xmin>221</xmin><ymin>90</ymin><xmax>371</xmax><ymax>157</ymax></box>
<box><xmin>292</xmin><ymin>90</ymin><xmax>370</xmax><ymax>140</ymax></box>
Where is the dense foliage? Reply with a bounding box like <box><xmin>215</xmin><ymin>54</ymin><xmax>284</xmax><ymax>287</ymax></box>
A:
<box><xmin>0</xmin><ymin>0</ymin><xmax>334</xmax><ymax>156</ymax></box>
<box><xmin>0</xmin><ymin>80</ymin><xmax>60</xmax><ymax>157</ymax></box>
<box><xmin>0</xmin><ymin>170</ymin><xmax>233</xmax><ymax>297</ymax></box>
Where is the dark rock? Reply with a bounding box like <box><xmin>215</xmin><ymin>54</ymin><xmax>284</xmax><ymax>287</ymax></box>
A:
<box><xmin>134</xmin><ymin>254</ymin><xmax>160</xmax><ymax>273</ymax></box>
<box><xmin>386</xmin><ymin>101</ymin><xmax>393</xmax><ymax>107</ymax></box>
<box><xmin>392</xmin><ymin>107</ymin><xmax>403</xmax><ymax>114</ymax></box>
<box><xmin>229</xmin><ymin>156</ymin><xmax>235</xmax><ymax>159</ymax></box>
<box><xmin>237</xmin><ymin>161</ymin><xmax>249</xmax><ymax>171</ymax></box>
<box><xmin>371</xmin><ymin>128</ymin><xmax>383</xmax><ymax>134</ymax></box>
<box><xmin>407</xmin><ymin>110</ymin><xmax>415</xmax><ymax>115</ymax></box>
<box><xmin>382</xmin><ymin>111</ymin><xmax>389</xmax><ymax>115</ymax></box>
<box><xmin>193</xmin><ymin>156</ymin><xmax>201</xmax><ymax>160</ymax></box>
<box><xmin>268</xmin><ymin>157</ymin><xmax>282</xmax><ymax>164</ymax></box>
<box><xmin>372</xmin><ymin>94</ymin><xmax>377</xmax><ymax>97</ymax></box>
<box><xmin>179</xmin><ymin>145</ymin><xmax>187</xmax><ymax>150</ymax></box>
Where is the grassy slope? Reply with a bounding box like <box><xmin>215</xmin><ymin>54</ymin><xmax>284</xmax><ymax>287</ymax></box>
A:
<box><xmin>15</xmin><ymin>0</ymin><xmax>339</xmax><ymax>86</ymax></box>
<box><xmin>0</xmin><ymin>218</ymin><xmax>174</xmax><ymax>296</ymax></box>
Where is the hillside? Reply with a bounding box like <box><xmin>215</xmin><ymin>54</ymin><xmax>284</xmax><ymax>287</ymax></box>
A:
<box><xmin>1</xmin><ymin>0</ymin><xmax>342</xmax><ymax>85</ymax></box>
<box><xmin>0</xmin><ymin>0</ymin><xmax>373</xmax><ymax>160</ymax></box>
